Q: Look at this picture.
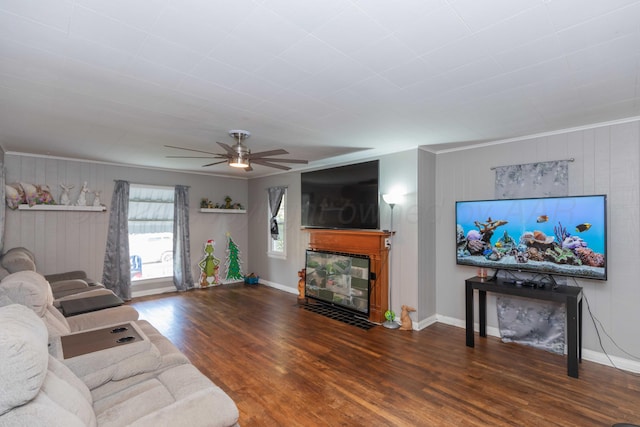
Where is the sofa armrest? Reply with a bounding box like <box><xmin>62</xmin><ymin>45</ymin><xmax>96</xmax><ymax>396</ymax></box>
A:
<box><xmin>66</xmin><ymin>305</ymin><xmax>139</xmax><ymax>331</ymax></box>
<box><xmin>55</xmin><ymin>322</ymin><xmax>162</xmax><ymax>390</ymax></box>
<box><xmin>49</xmin><ymin>278</ymin><xmax>89</xmax><ymax>293</ymax></box>
<box><xmin>45</xmin><ymin>270</ymin><xmax>88</xmax><ymax>282</ymax></box>
<box><xmin>53</xmin><ymin>288</ymin><xmax>116</xmax><ymax>306</ymax></box>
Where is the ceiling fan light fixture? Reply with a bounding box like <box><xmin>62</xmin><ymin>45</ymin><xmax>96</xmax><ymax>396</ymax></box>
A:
<box><xmin>229</xmin><ymin>156</ymin><xmax>250</xmax><ymax>168</ymax></box>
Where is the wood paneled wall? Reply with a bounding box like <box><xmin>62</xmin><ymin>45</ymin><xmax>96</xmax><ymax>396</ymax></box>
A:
<box><xmin>4</xmin><ymin>154</ymin><xmax>249</xmax><ymax>288</ymax></box>
<box><xmin>434</xmin><ymin>120</ymin><xmax>640</xmax><ymax>363</ymax></box>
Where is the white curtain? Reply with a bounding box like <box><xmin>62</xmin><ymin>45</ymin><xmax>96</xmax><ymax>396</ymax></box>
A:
<box><xmin>102</xmin><ymin>180</ymin><xmax>131</xmax><ymax>300</ymax></box>
<box><xmin>494</xmin><ymin>160</ymin><xmax>569</xmax><ymax>354</ymax></box>
<box><xmin>173</xmin><ymin>185</ymin><xmax>194</xmax><ymax>291</ymax></box>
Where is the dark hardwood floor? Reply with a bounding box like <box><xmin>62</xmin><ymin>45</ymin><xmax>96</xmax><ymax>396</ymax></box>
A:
<box><xmin>131</xmin><ymin>283</ymin><xmax>640</xmax><ymax>426</ymax></box>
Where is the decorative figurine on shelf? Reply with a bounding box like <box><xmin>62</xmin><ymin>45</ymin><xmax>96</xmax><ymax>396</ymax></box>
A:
<box><xmin>201</xmin><ymin>198</ymin><xmax>214</xmax><ymax>209</ymax></box>
<box><xmin>225</xmin><ymin>232</ymin><xmax>244</xmax><ymax>281</ymax></box>
<box><xmin>92</xmin><ymin>190</ymin><xmax>102</xmax><ymax>207</ymax></box>
<box><xmin>198</xmin><ymin>239</ymin><xmax>220</xmax><ymax>288</ymax></box>
<box><xmin>224</xmin><ymin>196</ymin><xmax>233</xmax><ymax>209</ymax></box>
<box><xmin>215</xmin><ymin>196</ymin><xmax>244</xmax><ymax>209</ymax></box>
<box><xmin>60</xmin><ymin>183</ymin><xmax>74</xmax><ymax>206</ymax></box>
<box><xmin>76</xmin><ymin>181</ymin><xmax>90</xmax><ymax>206</ymax></box>
<box><xmin>399</xmin><ymin>305</ymin><xmax>416</xmax><ymax>331</ymax></box>
<box><xmin>297</xmin><ymin>268</ymin><xmax>306</xmax><ymax>300</ymax></box>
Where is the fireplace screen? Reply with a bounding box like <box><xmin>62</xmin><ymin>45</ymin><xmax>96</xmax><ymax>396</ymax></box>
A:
<box><xmin>304</xmin><ymin>249</ymin><xmax>370</xmax><ymax>315</ymax></box>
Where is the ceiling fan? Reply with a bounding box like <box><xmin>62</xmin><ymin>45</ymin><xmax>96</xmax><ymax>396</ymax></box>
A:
<box><xmin>165</xmin><ymin>130</ymin><xmax>308</xmax><ymax>171</ymax></box>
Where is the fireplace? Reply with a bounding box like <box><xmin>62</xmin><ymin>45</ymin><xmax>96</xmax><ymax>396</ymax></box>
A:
<box><xmin>304</xmin><ymin>229</ymin><xmax>391</xmax><ymax>323</ymax></box>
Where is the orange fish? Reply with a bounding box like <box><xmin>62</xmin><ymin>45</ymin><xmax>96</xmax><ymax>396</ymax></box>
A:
<box><xmin>536</xmin><ymin>215</ymin><xmax>548</xmax><ymax>223</ymax></box>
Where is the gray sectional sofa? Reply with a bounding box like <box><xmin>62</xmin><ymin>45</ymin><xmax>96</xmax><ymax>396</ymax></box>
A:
<box><xmin>0</xmin><ymin>270</ymin><xmax>239</xmax><ymax>426</ymax></box>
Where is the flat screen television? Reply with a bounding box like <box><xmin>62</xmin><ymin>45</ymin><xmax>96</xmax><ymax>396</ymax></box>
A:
<box><xmin>304</xmin><ymin>249</ymin><xmax>371</xmax><ymax>315</ymax></box>
<box><xmin>301</xmin><ymin>160</ymin><xmax>379</xmax><ymax>229</ymax></box>
<box><xmin>456</xmin><ymin>195</ymin><xmax>607</xmax><ymax>280</ymax></box>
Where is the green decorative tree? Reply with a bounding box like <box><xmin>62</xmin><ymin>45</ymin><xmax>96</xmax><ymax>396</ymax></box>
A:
<box><xmin>225</xmin><ymin>232</ymin><xmax>244</xmax><ymax>281</ymax></box>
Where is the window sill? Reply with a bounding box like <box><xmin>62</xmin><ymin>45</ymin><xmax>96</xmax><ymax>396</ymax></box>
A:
<box><xmin>131</xmin><ymin>276</ymin><xmax>172</xmax><ymax>287</ymax></box>
<box><xmin>267</xmin><ymin>252</ymin><xmax>286</xmax><ymax>260</ymax></box>
<box><xmin>199</xmin><ymin>208</ymin><xmax>246</xmax><ymax>214</ymax></box>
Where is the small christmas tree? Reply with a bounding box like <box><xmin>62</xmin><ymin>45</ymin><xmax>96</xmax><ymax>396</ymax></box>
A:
<box><xmin>225</xmin><ymin>232</ymin><xmax>244</xmax><ymax>281</ymax></box>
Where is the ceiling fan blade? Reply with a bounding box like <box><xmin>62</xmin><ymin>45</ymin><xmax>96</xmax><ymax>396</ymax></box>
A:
<box><xmin>166</xmin><ymin>155</ymin><xmax>225</xmax><ymax>159</ymax></box>
<box><xmin>253</xmin><ymin>158</ymin><xmax>308</xmax><ymax>164</ymax></box>
<box><xmin>250</xmin><ymin>159</ymin><xmax>292</xmax><ymax>170</ymax></box>
<box><xmin>249</xmin><ymin>149</ymin><xmax>288</xmax><ymax>158</ymax></box>
<box><xmin>216</xmin><ymin>141</ymin><xmax>237</xmax><ymax>155</ymax></box>
<box><xmin>202</xmin><ymin>160</ymin><xmax>228</xmax><ymax>167</ymax></box>
<box><xmin>244</xmin><ymin>164</ymin><xmax>253</xmax><ymax>172</ymax></box>
<box><xmin>164</xmin><ymin>145</ymin><xmax>219</xmax><ymax>156</ymax></box>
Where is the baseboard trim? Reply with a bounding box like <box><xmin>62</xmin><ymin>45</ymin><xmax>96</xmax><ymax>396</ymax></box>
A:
<box><xmin>259</xmin><ymin>279</ymin><xmax>298</xmax><ymax>295</ymax></box>
<box><xmin>415</xmin><ymin>314</ymin><xmax>438</xmax><ymax>331</ymax></box>
<box><xmin>131</xmin><ymin>286</ymin><xmax>177</xmax><ymax>298</ymax></box>
<box><xmin>436</xmin><ymin>315</ymin><xmax>640</xmax><ymax>374</ymax></box>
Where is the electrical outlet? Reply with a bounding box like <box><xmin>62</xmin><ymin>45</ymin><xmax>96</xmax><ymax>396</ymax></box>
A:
<box><xmin>384</xmin><ymin>238</ymin><xmax>391</xmax><ymax>248</ymax></box>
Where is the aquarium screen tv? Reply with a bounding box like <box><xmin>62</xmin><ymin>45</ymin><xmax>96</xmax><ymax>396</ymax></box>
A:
<box><xmin>455</xmin><ymin>195</ymin><xmax>607</xmax><ymax>280</ymax></box>
<box><xmin>304</xmin><ymin>250</ymin><xmax>371</xmax><ymax>315</ymax></box>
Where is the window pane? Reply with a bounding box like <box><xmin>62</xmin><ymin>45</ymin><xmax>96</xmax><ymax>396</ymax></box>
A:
<box><xmin>128</xmin><ymin>185</ymin><xmax>174</xmax><ymax>281</ymax></box>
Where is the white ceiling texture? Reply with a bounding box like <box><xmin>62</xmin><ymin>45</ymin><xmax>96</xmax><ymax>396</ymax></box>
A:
<box><xmin>1</xmin><ymin>0</ymin><xmax>639</xmax><ymax>177</ymax></box>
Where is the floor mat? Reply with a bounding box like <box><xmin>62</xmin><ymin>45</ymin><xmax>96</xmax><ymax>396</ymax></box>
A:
<box><xmin>300</xmin><ymin>301</ymin><xmax>376</xmax><ymax>330</ymax></box>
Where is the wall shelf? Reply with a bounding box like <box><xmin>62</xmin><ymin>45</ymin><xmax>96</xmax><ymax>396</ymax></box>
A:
<box><xmin>199</xmin><ymin>208</ymin><xmax>246</xmax><ymax>214</ymax></box>
<box><xmin>17</xmin><ymin>204</ymin><xmax>106</xmax><ymax>212</ymax></box>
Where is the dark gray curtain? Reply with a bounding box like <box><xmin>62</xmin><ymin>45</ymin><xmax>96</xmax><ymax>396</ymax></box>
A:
<box><xmin>494</xmin><ymin>160</ymin><xmax>569</xmax><ymax>354</ymax></box>
<box><xmin>173</xmin><ymin>185</ymin><xmax>194</xmax><ymax>291</ymax></box>
<box><xmin>268</xmin><ymin>186</ymin><xmax>286</xmax><ymax>240</ymax></box>
<box><xmin>102</xmin><ymin>180</ymin><xmax>131</xmax><ymax>300</ymax></box>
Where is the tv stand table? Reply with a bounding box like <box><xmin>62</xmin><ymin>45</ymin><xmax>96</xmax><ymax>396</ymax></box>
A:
<box><xmin>465</xmin><ymin>276</ymin><xmax>583</xmax><ymax>378</ymax></box>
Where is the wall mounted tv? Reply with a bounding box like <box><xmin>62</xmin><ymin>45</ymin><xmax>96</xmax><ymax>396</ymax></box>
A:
<box><xmin>456</xmin><ymin>195</ymin><xmax>607</xmax><ymax>280</ymax></box>
<box><xmin>301</xmin><ymin>160</ymin><xmax>379</xmax><ymax>229</ymax></box>
<box><xmin>305</xmin><ymin>250</ymin><xmax>371</xmax><ymax>315</ymax></box>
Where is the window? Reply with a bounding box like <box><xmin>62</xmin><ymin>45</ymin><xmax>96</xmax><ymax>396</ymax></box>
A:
<box><xmin>128</xmin><ymin>184</ymin><xmax>174</xmax><ymax>281</ymax></box>
<box><xmin>268</xmin><ymin>190</ymin><xmax>286</xmax><ymax>258</ymax></box>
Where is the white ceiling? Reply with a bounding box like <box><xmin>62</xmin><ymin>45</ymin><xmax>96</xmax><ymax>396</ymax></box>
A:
<box><xmin>1</xmin><ymin>0</ymin><xmax>639</xmax><ymax>177</ymax></box>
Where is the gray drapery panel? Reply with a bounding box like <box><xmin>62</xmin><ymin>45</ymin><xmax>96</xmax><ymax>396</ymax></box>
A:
<box><xmin>0</xmin><ymin>163</ymin><xmax>5</xmax><ymax>252</ymax></box>
<box><xmin>173</xmin><ymin>185</ymin><xmax>194</xmax><ymax>291</ymax></box>
<box><xmin>494</xmin><ymin>160</ymin><xmax>569</xmax><ymax>355</ymax></box>
<box><xmin>268</xmin><ymin>186</ymin><xmax>286</xmax><ymax>240</ymax></box>
<box><xmin>102</xmin><ymin>180</ymin><xmax>131</xmax><ymax>300</ymax></box>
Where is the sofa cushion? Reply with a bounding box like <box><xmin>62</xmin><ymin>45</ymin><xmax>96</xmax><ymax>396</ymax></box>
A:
<box><xmin>1</xmin><ymin>246</ymin><xmax>37</xmax><ymax>273</ymax></box>
<box><xmin>0</xmin><ymin>304</ymin><xmax>49</xmax><ymax>415</ymax></box>
<box><xmin>41</xmin><ymin>356</ymin><xmax>96</xmax><ymax>426</ymax></box>
<box><xmin>0</xmin><ymin>266</ymin><xmax>10</xmax><ymax>281</ymax></box>
<box><xmin>59</xmin><ymin>322</ymin><xmax>162</xmax><ymax>390</ymax></box>
<box><xmin>0</xmin><ymin>270</ymin><xmax>54</xmax><ymax>317</ymax></box>
<box><xmin>93</xmin><ymin>364</ymin><xmax>239</xmax><ymax>427</ymax></box>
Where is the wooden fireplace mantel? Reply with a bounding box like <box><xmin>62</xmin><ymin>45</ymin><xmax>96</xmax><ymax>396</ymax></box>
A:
<box><xmin>304</xmin><ymin>229</ymin><xmax>391</xmax><ymax>323</ymax></box>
